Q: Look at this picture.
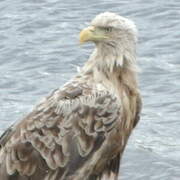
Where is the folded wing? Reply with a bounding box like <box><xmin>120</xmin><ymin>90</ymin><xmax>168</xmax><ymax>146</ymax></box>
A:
<box><xmin>0</xmin><ymin>83</ymin><xmax>122</xmax><ymax>180</ymax></box>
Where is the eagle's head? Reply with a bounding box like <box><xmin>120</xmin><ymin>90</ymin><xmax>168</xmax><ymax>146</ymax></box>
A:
<box><xmin>80</xmin><ymin>12</ymin><xmax>137</xmax><ymax>50</ymax></box>
<box><xmin>80</xmin><ymin>12</ymin><xmax>138</xmax><ymax>71</ymax></box>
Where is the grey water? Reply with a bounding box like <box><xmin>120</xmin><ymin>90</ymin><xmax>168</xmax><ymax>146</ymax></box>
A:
<box><xmin>0</xmin><ymin>0</ymin><xmax>180</xmax><ymax>179</ymax></box>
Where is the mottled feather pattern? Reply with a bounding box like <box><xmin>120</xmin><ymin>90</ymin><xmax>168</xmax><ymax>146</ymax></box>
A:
<box><xmin>0</xmin><ymin>79</ymin><xmax>122</xmax><ymax>179</ymax></box>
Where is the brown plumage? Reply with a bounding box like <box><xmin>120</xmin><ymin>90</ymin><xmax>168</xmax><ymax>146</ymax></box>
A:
<box><xmin>0</xmin><ymin>12</ymin><xmax>142</xmax><ymax>180</ymax></box>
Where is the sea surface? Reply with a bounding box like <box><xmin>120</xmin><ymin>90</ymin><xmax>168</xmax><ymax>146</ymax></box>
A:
<box><xmin>0</xmin><ymin>0</ymin><xmax>180</xmax><ymax>179</ymax></box>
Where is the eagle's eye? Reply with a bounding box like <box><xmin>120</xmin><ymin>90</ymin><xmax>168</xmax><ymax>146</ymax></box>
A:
<box><xmin>104</xmin><ymin>27</ymin><xmax>113</xmax><ymax>33</ymax></box>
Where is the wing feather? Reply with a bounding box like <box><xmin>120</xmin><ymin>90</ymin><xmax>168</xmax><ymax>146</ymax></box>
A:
<box><xmin>0</xmin><ymin>82</ymin><xmax>122</xmax><ymax>179</ymax></box>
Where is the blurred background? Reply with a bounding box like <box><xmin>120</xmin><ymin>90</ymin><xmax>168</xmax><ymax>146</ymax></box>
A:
<box><xmin>0</xmin><ymin>0</ymin><xmax>180</xmax><ymax>179</ymax></box>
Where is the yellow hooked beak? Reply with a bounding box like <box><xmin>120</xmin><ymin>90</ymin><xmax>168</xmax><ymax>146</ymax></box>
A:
<box><xmin>79</xmin><ymin>26</ymin><xmax>108</xmax><ymax>43</ymax></box>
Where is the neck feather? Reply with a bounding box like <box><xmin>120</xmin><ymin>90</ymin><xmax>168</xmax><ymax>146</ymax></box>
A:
<box><xmin>82</xmin><ymin>44</ymin><xmax>139</xmax><ymax>96</ymax></box>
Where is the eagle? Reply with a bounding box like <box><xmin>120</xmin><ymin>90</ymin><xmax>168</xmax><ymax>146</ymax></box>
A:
<box><xmin>0</xmin><ymin>12</ymin><xmax>142</xmax><ymax>180</ymax></box>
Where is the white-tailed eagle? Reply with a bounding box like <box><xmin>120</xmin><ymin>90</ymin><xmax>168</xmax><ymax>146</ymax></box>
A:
<box><xmin>0</xmin><ymin>12</ymin><xmax>142</xmax><ymax>180</ymax></box>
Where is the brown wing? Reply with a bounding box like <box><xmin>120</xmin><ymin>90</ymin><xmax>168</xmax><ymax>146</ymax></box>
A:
<box><xmin>0</xmin><ymin>83</ymin><xmax>122</xmax><ymax>180</ymax></box>
<box><xmin>133</xmin><ymin>92</ymin><xmax>142</xmax><ymax>128</ymax></box>
<box><xmin>94</xmin><ymin>93</ymin><xmax>142</xmax><ymax>180</ymax></box>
